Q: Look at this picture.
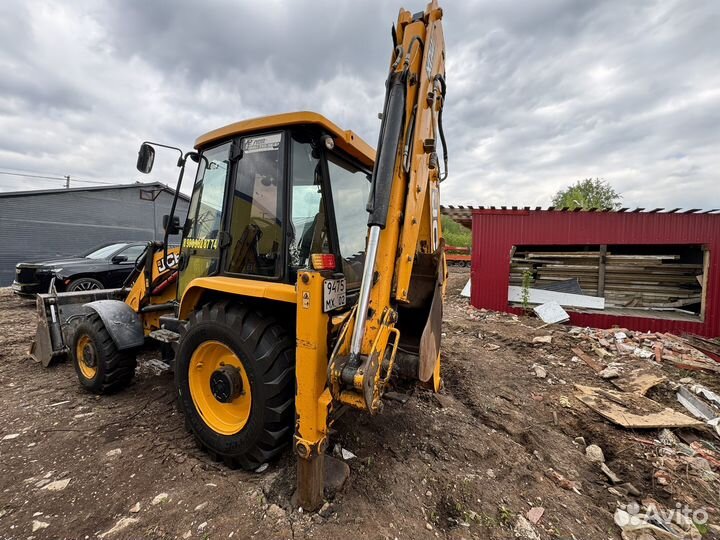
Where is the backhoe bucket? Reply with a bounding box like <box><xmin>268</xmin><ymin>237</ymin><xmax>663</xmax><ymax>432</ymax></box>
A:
<box><xmin>29</xmin><ymin>288</ymin><xmax>125</xmax><ymax>367</ymax></box>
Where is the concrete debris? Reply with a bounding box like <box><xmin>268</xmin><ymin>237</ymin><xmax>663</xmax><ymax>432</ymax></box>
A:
<box><xmin>266</xmin><ymin>504</ymin><xmax>286</xmax><ymax>520</ymax></box>
<box><xmin>254</xmin><ymin>463</ymin><xmax>268</xmax><ymax>473</ymax></box>
<box><xmin>151</xmin><ymin>492</ymin><xmax>169</xmax><ymax>505</ymax></box>
<box><xmin>532</xmin><ymin>365</ymin><xmax>547</xmax><ymax>379</ymax></box>
<box><xmin>341</xmin><ymin>448</ymin><xmax>356</xmax><ymax>460</ymax></box>
<box><xmin>194</xmin><ymin>502</ymin><xmax>208</xmax><ymax>512</ymax></box>
<box><xmin>42</xmin><ymin>478</ymin><xmax>70</xmax><ymax>491</ymax></box>
<box><xmin>32</xmin><ymin>520</ymin><xmax>49</xmax><ymax>532</ymax></box>
<box><xmin>2</xmin><ymin>433</ymin><xmax>20</xmax><ymax>440</ymax></box>
<box><xmin>106</xmin><ymin>448</ymin><xmax>122</xmax><ymax>457</ymax></box>
<box><xmin>526</xmin><ymin>506</ymin><xmax>544</xmax><ymax>524</ymax></box>
<box><xmin>585</xmin><ymin>444</ymin><xmax>605</xmax><ymax>463</ymax></box>
<box><xmin>513</xmin><ymin>515</ymin><xmax>541</xmax><ymax>539</ymax></box>
<box><xmin>600</xmin><ymin>463</ymin><xmax>622</xmax><ymax>484</ymax></box>
<box><xmin>574</xmin><ymin>327</ymin><xmax>720</xmax><ymax>374</ymax></box>
<box><xmin>98</xmin><ymin>517</ymin><xmax>139</xmax><ymax>538</ymax></box>
<box><xmin>598</xmin><ymin>367</ymin><xmax>619</xmax><ymax>379</ymax></box>
<box><xmin>129</xmin><ymin>502</ymin><xmax>141</xmax><ymax>513</ymax></box>
<box><xmin>532</xmin><ymin>335</ymin><xmax>552</xmax><ymax>344</ymax></box>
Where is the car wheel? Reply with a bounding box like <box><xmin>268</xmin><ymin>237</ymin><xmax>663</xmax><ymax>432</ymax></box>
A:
<box><xmin>67</xmin><ymin>277</ymin><xmax>104</xmax><ymax>292</ymax></box>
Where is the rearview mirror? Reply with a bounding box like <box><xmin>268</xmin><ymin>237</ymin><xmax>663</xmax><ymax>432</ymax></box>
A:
<box><xmin>137</xmin><ymin>143</ymin><xmax>155</xmax><ymax>174</ymax></box>
<box><xmin>163</xmin><ymin>214</ymin><xmax>181</xmax><ymax>235</ymax></box>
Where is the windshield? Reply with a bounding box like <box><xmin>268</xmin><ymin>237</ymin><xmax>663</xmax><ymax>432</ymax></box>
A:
<box><xmin>84</xmin><ymin>243</ymin><xmax>128</xmax><ymax>259</ymax></box>
<box><xmin>178</xmin><ymin>141</ymin><xmax>231</xmax><ymax>297</ymax></box>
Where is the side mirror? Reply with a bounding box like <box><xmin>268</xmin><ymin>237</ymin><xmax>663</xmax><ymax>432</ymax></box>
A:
<box><xmin>111</xmin><ymin>255</ymin><xmax>128</xmax><ymax>264</ymax></box>
<box><xmin>137</xmin><ymin>143</ymin><xmax>155</xmax><ymax>174</ymax></box>
<box><xmin>163</xmin><ymin>214</ymin><xmax>181</xmax><ymax>235</ymax></box>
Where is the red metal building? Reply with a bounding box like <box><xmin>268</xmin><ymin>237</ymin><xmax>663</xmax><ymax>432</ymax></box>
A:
<box><xmin>442</xmin><ymin>206</ymin><xmax>720</xmax><ymax>338</ymax></box>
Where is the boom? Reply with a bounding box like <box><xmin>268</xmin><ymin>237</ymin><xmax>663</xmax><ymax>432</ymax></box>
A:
<box><xmin>328</xmin><ymin>0</ymin><xmax>447</xmax><ymax>411</ymax></box>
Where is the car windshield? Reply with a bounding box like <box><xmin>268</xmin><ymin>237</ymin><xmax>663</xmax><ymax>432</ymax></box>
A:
<box><xmin>83</xmin><ymin>243</ymin><xmax>128</xmax><ymax>259</ymax></box>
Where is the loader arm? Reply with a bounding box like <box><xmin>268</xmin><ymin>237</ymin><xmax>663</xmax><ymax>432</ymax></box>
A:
<box><xmin>328</xmin><ymin>0</ymin><xmax>447</xmax><ymax>411</ymax></box>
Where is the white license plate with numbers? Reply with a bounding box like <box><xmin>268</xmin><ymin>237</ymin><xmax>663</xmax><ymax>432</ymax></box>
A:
<box><xmin>323</xmin><ymin>278</ymin><xmax>346</xmax><ymax>312</ymax></box>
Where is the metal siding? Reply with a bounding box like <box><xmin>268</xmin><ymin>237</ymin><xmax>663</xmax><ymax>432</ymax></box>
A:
<box><xmin>470</xmin><ymin>210</ymin><xmax>720</xmax><ymax>337</ymax></box>
<box><xmin>0</xmin><ymin>187</ymin><xmax>188</xmax><ymax>285</ymax></box>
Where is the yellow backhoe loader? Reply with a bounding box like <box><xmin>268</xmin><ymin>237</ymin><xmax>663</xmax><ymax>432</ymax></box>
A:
<box><xmin>31</xmin><ymin>1</ymin><xmax>446</xmax><ymax>510</ymax></box>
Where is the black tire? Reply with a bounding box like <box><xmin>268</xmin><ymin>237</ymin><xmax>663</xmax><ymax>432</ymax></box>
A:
<box><xmin>175</xmin><ymin>302</ymin><xmax>295</xmax><ymax>469</ymax></box>
<box><xmin>71</xmin><ymin>313</ymin><xmax>137</xmax><ymax>393</ymax></box>
<box><xmin>67</xmin><ymin>277</ymin><xmax>104</xmax><ymax>292</ymax></box>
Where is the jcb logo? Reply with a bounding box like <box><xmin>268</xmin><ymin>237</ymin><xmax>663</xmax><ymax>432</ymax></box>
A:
<box><xmin>157</xmin><ymin>253</ymin><xmax>179</xmax><ymax>273</ymax></box>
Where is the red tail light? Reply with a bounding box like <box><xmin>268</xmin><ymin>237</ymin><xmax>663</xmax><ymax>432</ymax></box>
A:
<box><xmin>311</xmin><ymin>254</ymin><xmax>336</xmax><ymax>271</ymax></box>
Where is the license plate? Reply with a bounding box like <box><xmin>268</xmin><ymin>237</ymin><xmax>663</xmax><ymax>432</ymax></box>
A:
<box><xmin>323</xmin><ymin>277</ymin><xmax>346</xmax><ymax>312</ymax></box>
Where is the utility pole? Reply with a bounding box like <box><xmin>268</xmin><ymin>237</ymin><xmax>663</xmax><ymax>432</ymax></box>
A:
<box><xmin>64</xmin><ymin>175</ymin><xmax>70</xmax><ymax>189</ymax></box>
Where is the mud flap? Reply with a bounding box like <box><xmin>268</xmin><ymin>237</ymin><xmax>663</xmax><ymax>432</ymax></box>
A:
<box><xmin>84</xmin><ymin>300</ymin><xmax>144</xmax><ymax>350</ymax></box>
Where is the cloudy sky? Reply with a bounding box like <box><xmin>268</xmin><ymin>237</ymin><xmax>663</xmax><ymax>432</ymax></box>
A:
<box><xmin>0</xmin><ymin>0</ymin><xmax>718</xmax><ymax>209</ymax></box>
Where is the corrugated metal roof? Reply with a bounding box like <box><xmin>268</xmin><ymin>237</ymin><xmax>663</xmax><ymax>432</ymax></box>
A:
<box><xmin>441</xmin><ymin>205</ymin><xmax>720</xmax><ymax>228</ymax></box>
<box><xmin>0</xmin><ymin>181</ymin><xmax>189</xmax><ymax>201</ymax></box>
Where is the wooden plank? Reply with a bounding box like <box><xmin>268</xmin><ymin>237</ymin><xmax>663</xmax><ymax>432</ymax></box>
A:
<box><xmin>597</xmin><ymin>244</ymin><xmax>607</xmax><ymax>296</ymax></box>
<box><xmin>611</xmin><ymin>371</ymin><xmax>667</xmax><ymax>395</ymax></box>
<box><xmin>606</xmin><ymin>255</ymin><xmax>680</xmax><ymax>261</ymax></box>
<box><xmin>700</xmin><ymin>247</ymin><xmax>709</xmax><ymax>321</ymax></box>
<box><xmin>571</xmin><ymin>348</ymin><xmax>604</xmax><ymax>373</ymax></box>
<box><xmin>574</xmin><ymin>385</ymin><xmax>704</xmax><ymax>429</ymax></box>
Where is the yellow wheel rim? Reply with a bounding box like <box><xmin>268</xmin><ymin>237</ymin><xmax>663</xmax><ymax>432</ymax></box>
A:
<box><xmin>76</xmin><ymin>334</ymin><xmax>98</xmax><ymax>380</ymax></box>
<box><xmin>188</xmin><ymin>340</ymin><xmax>252</xmax><ymax>436</ymax></box>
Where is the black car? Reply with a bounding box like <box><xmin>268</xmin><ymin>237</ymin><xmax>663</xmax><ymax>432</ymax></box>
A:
<box><xmin>12</xmin><ymin>241</ymin><xmax>149</xmax><ymax>296</ymax></box>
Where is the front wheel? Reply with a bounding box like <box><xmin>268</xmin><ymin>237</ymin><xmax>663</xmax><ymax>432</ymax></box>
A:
<box><xmin>71</xmin><ymin>313</ymin><xmax>137</xmax><ymax>393</ymax></box>
<box><xmin>175</xmin><ymin>302</ymin><xmax>295</xmax><ymax>469</ymax></box>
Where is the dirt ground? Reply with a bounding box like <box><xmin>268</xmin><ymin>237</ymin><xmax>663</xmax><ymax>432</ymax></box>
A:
<box><xmin>1</xmin><ymin>269</ymin><xmax>719</xmax><ymax>540</ymax></box>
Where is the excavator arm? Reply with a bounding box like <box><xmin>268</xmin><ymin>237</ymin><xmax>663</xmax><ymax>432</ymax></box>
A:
<box><xmin>329</xmin><ymin>0</ymin><xmax>447</xmax><ymax>411</ymax></box>
<box><xmin>294</xmin><ymin>0</ymin><xmax>446</xmax><ymax>509</ymax></box>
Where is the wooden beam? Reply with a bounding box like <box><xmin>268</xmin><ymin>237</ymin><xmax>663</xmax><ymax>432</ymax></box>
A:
<box><xmin>597</xmin><ymin>244</ymin><xmax>607</xmax><ymax>297</ymax></box>
<box><xmin>700</xmin><ymin>246</ymin><xmax>710</xmax><ymax>322</ymax></box>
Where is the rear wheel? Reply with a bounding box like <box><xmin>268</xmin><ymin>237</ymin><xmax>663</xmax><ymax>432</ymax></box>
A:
<box><xmin>72</xmin><ymin>313</ymin><xmax>137</xmax><ymax>393</ymax></box>
<box><xmin>175</xmin><ymin>302</ymin><xmax>295</xmax><ymax>469</ymax></box>
<box><xmin>68</xmin><ymin>277</ymin><xmax>103</xmax><ymax>292</ymax></box>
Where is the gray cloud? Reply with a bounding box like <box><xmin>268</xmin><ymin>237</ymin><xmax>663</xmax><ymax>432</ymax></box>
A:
<box><xmin>0</xmin><ymin>0</ymin><xmax>718</xmax><ymax>211</ymax></box>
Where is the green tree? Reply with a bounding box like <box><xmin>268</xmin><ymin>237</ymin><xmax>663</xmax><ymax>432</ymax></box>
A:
<box><xmin>441</xmin><ymin>215</ymin><xmax>471</xmax><ymax>248</ymax></box>
<box><xmin>551</xmin><ymin>178</ymin><xmax>622</xmax><ymax>210</ymax></box>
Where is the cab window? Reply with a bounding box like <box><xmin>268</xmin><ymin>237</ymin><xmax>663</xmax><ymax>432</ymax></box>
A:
<box><xmin>327</xmin><ymin>153</ymin><xmax>370</xmax><ymax>287</ymax></box>
<box><xmin>226</xmin><ymin>132</ymin><xmax>285</xmax><ymax>277</ymax></box>
<box><xmin>289</xmin><ymin>135</ymin><xmax>329</xmax><ymax>276</ymax></box>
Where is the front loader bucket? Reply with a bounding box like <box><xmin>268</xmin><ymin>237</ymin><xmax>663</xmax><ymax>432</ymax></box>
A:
<box><xmin>29</xmin><ymin>288</ymin><xmax>125</xmax><ymax>367</ymax></box>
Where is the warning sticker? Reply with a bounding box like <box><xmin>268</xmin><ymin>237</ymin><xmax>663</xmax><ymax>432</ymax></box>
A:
<box><xmin>243</xmin><ymin>133</ymin><xmax>282</xmax><ymax>154</ymax></box>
